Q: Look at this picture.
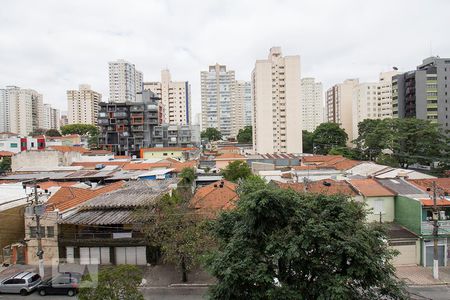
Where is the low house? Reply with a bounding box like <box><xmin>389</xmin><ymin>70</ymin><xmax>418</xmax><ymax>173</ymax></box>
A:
<box><xmin>11</xmin><ymin>149</ymin><xmax>82</xmax><ymax>172</ymax></box>
<box><xmin>214</xmin><ymin>153</ymin><xmax>247</xmax><ymax>170</ymax></box>
<box><xmin>45</xmin><ymin>134</ymin><xmax>82</xmax><ymax>147</ymax></box>
<box><xmin>139</xmin><ymin>147</ymin><xmax>198</xmax><ymax>161</ymax></box>
<box><xmin>58</xmin><ymin>179</ymin><xmax>178</xmax><ymax>266</ymax></box>
<box><xmin>190</xmin><ymin>180</ymin><xmax>238</xmax><ymax>217</ymax></box>
<box><xmin>387</xmin><ymin>223</ymin><xmax>420</xmax><ymax>266</ymax></box>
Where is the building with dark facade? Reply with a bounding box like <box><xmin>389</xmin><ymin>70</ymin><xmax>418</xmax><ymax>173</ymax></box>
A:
<box><xmin>392</xmin><ymin>57</ymin><xmax>450</xmax><ymax>134</ymax></box>
<box><xmin>98</xmin><ymin>90</ymin><xmax>162</xmax><ymax>156</ymax></box>
<box><xmin>152</xmin><ymin>124</ymin><xmax>200</xmax><ymax>148</ymax></box>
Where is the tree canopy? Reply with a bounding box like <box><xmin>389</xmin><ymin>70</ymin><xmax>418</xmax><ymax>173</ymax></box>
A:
<box><xmin>237</xmin><ymin>126</ymin><xmax>252</xmax><ymax>143</ymax></box>
<box><xmin>221</xmin><ymin>160</ymin><xmax>252</xmax><ymax>183</ymax></box>
<box><xmin>78</xmin><ymin>265</ymin><xmax>144</xmax><ymax>300</ymax></box>
<box><xmin>0</xmin><ymin>157</ymin><xmax>11</xmax><ymax>172</ymax></box>
<box><xmin>28</xmin><ymin>128</ymin><xmax>47</xmax><ymax>136</ymax></box>
<box><xmin>311</xmin><ymin>123</ymin><xmax>348</xmax><ymax>154</ymax></box>
<box><xmin>61</xmin><ymin>124</ymin><xmax>99</xmax><ymax>136</ymax></box>
<box><xmin>302</xmin><ymin>130</ymin><xmax>314</xmax><ymax>154</ymax></box>
<box><xmin>206</xmin><ymin>179</ymin><xmax>407</xmax><ymax>299</ymax></box>
<box><xmin>45</xmin><ymin>129</ymin><xmax>62</xmax><ymax>137</ymax></box>
<box><xmin>201</xmin><ymin>127</ymin><xmax>222</xmax><ymax>141</ymax></box>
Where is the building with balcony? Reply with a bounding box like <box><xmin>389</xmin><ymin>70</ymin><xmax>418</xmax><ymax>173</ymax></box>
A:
<box><xmin>98</xmin><ymin>90</ymin><xmax>161</xmax><ymax>156</ymax></box>
<box><xmin>67</xmin><ymin>84</ymin><xmax>101</xmax><ymax>125</ymax></box>
<box><xmin>151</xmin><ymin>124</ymin><xmax>200</xmax><ymax>148</ymax></box>
<box><xmin>300</xmin><ymin>78</ymin><xmax>323</xmax><ymax>132</ymax></box>
<box><xmin>392</xmin><ymin>57</ymin><xmax>450</xmax><ymax>135</ymax></box>
<box><xmin>108</xmin><ymin>59</ymin><xmax>143</xmax><ymax>103</ymax></box>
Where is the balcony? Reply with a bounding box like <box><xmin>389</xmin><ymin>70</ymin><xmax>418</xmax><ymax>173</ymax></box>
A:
<box><xmin>130</xmin><ymin>106</ymin><xmax>144</xmax><ymax>112</ymax></box>
<box><xmin>421</xmin><ymin>220</ymin><xmax>450</xmax><ymax>235</ymax></box>
<box><xmin>113</xmin><ymin>112</ymin><xmax>128</xmax><ymax>118</ymax></box>
<box><xmin>58</xmin><ymin>231</ymin><xmax>145</xmax><ymax>246</ymax></box>
<box><xmin>131</xmin><ymin>126</ymin><xmax>144</xmax><ymax>132</ymax></box>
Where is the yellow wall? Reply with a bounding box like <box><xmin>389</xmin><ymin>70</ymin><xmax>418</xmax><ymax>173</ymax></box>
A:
<box><xmin>143</xmin><ymin>150</ymin><xmax>184</xmax><ymax>160</ymax></box>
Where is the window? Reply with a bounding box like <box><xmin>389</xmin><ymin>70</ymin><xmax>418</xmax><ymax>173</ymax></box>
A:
<box><xmin>373</xmin><ymin>199</ymin><xmax>384</xmax><ymax>214</ymax></box>
<box><xmin>47</xmin><ymin>226</ymin><xmax>54</xmax><ymax>238</ymax></box>
<box><xmin>30</xmin><ymin>226</ymin><xmax>37</xmax><ymax>238</ymax></box>
<box><xmin>10</xmin><ymin>143</ymin><xmax>18</xmax><ymax>148</ymax></box>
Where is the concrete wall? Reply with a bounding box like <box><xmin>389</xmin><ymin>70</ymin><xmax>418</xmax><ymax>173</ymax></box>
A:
<box><xmin>11</xmin><ymin>150</ymin><xmax>81</xmax><ymax>171</ymax></box>
<box><xmin>25</xmin><ymin>211</ymin><xmax>59</xmax><ymax>265</ymax></box>
<box><xmin>366</xmin><ymin>196</ymin><xmax>395</xmax><ymax>223</ymax></box>
<box><xmin>0</xmin><ymin>205</ymin><xmax>25</xmax><ymax>262</ymax></box>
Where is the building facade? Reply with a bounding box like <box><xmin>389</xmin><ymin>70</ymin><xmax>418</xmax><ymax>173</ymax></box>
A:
<box><xmin>108</xmin><ymin>59</ymin><xmax>143</xmax><ymax>103</ymax></box>
<box><xmin>326</xmin><ymin>79</ymin><xmax>359</xmax><ymax>143</ymax></box>
<box><xmin>67</xmin><ymin>84</ymin><xmax>101</xmax><ymax>125</ymax></box>
<box><xmin>98</xmin><ymin>90</ymin><xmax>160</xmax><ymax>156</ymax></box>
<box><xmin>151</xmin><ymin>124</ymin><xmax>200</xmax><ymax>148</ymax></box>
<box><xmin>231</xmin><ymin>80</ymin><xmax>252</xmax><ymax>137</ymax></box>
<box><xmin>392</xmin><ymin>57</ymin><xmax>450</xmax><ymax>134</ymax></box>
<box><xmin>201</xmin><ymin>64</ymin><xmax>235</xmax><ymax>138</ymax></box>
<box><xmin>43</xmin><ymin>104</ymin><xmax>60</xmax><ymax>130</ymax></box>
<box><xmin>143</xmin><ymin>69</ymin><xmax>191</xmax><ymax>125</ymax></box>
<box><xmin>300</xmin><ymin>78</ymin><xmax>323</xmax><ymax>132</ymax></box>
<box><xmin>252</xmin><ymin>47</ymin><xmax>302</xmax><ymax>154</ymax></box>
<box><xmin>351</xmin><ymin>82</ymin><xmax>380</xmax><ymax>140</ymax></box>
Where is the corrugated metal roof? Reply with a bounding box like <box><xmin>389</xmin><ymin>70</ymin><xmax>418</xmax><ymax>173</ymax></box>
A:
<box><xmin>59</xmin><ymin>209</ymin><xmax>135</xmax><ymax>225</ymax></box>
<box><xmin>0</xmin><ymin>172</ymin><xmax>75</xmax><ymax>181</ymax></box>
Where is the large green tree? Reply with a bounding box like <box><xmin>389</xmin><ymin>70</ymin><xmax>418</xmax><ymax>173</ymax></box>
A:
<box><xmin>206</xmin><ymin>180</ymin><xmax>407</xmax><ymax>299</ymax></box>
<box><xmin>61</xmin><ymin>124</ymin><xmax>99</xmax><ymax>136</ymax></box>
<box><xmin>311</xmin><ymin>122</ymin><xmax>348</xmax><ymax>155</ymax></box>
<box><xmin>221</xmin><ymin>160</ymin><xmax>252</xmax><ymax>183</ymax></box>
<box><xmin>237</xmin><ymin>126</ymin><xmax>252</xmax><ymax>143</ymax></box>
<box><xmin>353</xmin><ymin>119</ymin><xmax>389</xmax><ymax>160</ymax></box>
<box><xmin>45</xmin><ymin>129</ymin><xmax>62</xmax><ymax>137</ymax></box>
<box><xmin>302</xmin><ymin>130</ymin><xmax>314</xmax><ymax>154</ymax></box>
<box><xmin>135</xmin><ymin>190</ymin><xmax>214</xmax><ymax>282</ymax></box>
<box><xmin>78</xmin><ymin>265</ymin><xmax>144</xmax><ymax>300</ymax></box>
<box><xmin>0</xmin><ymin>157</ymin><xmax>11</xmax><ymax>172</ymax></box>
<box><xmin>201</xmin><ymin>127</ymin><xmax>222</xmax><ymax>141</ymax></box>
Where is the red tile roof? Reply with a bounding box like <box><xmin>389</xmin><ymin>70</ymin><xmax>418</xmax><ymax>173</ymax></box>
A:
<box><xmin>302</xmin><ymin>155</ymin><xmax>344</xmax><ymax>164</ymax></box>
<box><xmin>122</xmin><ymin>162</ymin><xmax>172</xmax><ymax>170</ymax></box>
<box><xmin>274</xmin><ymin>179</ymin><xmax>357</xmax><ymax>196</ymax></box>
<box><xmin>300</xmin><ymin>155</ymin><xmax>361</xmax><ymax>171</ymax></box>
<box><xmin>141</xmin><ymin>147</ymin><xmax>196</xmax><ymax>152</ymax></box>
<box><xmin>46</xmin><ymin>134</ymin><xmax>80</xmax><ymax>139</ymax></box>
<box><xmin>190</xmin><ymin>180</ymin><xmax>238</xmax><ymax>216</ymax></box>
<box><xmin>292</xmin><ymin>165</ymin><xmax>319</xmax><ymax>171</ymax></box>
<box><xmin>38</xmin><ymin>181</ymin><xmax>78</xmax><ymax>190</ymax></box>
<box><xmin>408</xmin><ymin>178</ymin><xmax>450</xmax><ymax>195</ymax></box>
<box><xmin>0</xmin><ymin>151</ymin><xmax>14</xmax><ymax>157</ymax></box>
<box><xmin>348</xmin><ymin>179</ymin><xmax>396</xmax><ymax>197</ymax></box>
<box><xmin>214</xmin><ymin>153</ymin><xmax>246</xmax><ymax>160</ymax></box>
<box><xmin>420</xmin><ymin>198</ymin><xmax>450</xmax><ymax>206</ymax></box>
<box><xmin>71</xmin><ymin>161</ymin><xmax>127</xmax><ymax>169</ymax></box>
<box><xmin>46</xmin><ymin>181</ymin><xmax>124</xmax><ymax>212</ymax></box>
<box><xmin>49</xmin><ymin>146</ymin><xmax>89</xmax><ymax>153</ymax></box>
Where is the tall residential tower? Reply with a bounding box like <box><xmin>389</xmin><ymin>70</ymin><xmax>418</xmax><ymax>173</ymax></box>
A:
<box><xmin>300</xmin><ymin>78</ymin><xmax>323</xmax><ymax>132</ymax></box>
<box><xmin>108</xmin><ymin>59</ymin><xmax>143</xmax><ymax>103</ymax></box>
<box><xmin>67</xmin><ymin>84</ymin><xmax>101</xmax><ymax>125</ymax></box>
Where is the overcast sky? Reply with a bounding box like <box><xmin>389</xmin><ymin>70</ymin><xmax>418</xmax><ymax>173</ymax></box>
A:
<box><xmin>1</xmin><ymin>0</ymin><xmax>449</xmax><ymax>117</ymax></box>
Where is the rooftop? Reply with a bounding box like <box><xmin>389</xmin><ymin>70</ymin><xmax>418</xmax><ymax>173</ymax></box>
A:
<box><xmin>190</xmin><ymin>180</ymin><xmax>238</xmax><ymax>215</ymax></box>
<box><xmin>48</xmin><ymin>146</ymin><xmax>89</xmax><ymax>153</ymax></box>
<box><xmin>348</xmin><ymin>179</ymin><xmax>396</xmax><ymax>197</ymax></box>
<box><xmin>377</xmin><ymin>178</ymin><xmax>427</xmax><ymax>197</ymax></box>
<box><xmin>274</xmin><ymin>179</ymin><xmax>357</xmax><ymax>196</ymax></box>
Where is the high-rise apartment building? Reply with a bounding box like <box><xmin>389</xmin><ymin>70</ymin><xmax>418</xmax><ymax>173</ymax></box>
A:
<box><xmin>351</xmin><ymin>82</ymin><xmax>380</xmax><ymax>140</ymax></box>
<box><xmin>60</xmin><ymin>115</ymin><xmax>69</xmax><ymax>127</ymax></box>
<box><xmin>67</xmin><ymin>84</ymin><xmax>101</xmax><ymax>125</ymax></box>
<box><xmin>378</xmin><ymin>71</ymin><xmax>400</xmax><ymax>119</ymax></box>
<box><xmin>326</xmin><ymin>79</ymin><xmax>359</xmax><ymax>142</ymax></box>
<box><xmin>231</xmin><ymin>80</ymin><xmax>252</xmax><ymax>137</ymax></box>
<box><xmin>201</xmin><ymin>64</ymin><xmax>235</xmax><ymax>138</ymax></box>
<box><xmin>0</xmin><ymin>86</ymin><xmax>44</xmax><ymax>136</ymax></box>
<box><xmin>300</xmin><ymin>78</ymin><xmax>323</xmax><ymax>132</ymax></box>
<box><xmin>252</xmin><ymin>47</ymin><xmax>302</xmax><ymax>154</ymax></box>
<box><xmin>43</xmin><ymin>104</ymin><xmax>60</xmax><ymax>130</ymax></box>
<box><xmin>108</xmin><ymin>59</ymin><xmax>143</xmax><ymax>103</ymax></box>
<box><xmin>143</xmin><ymin>69</ymin><xmax>191</xmax><ymax>125</ymax></box>
<box><xmin>392</xmin><ymin>57</ymin><xmax>450</xmax><ymax>134</ymax></box>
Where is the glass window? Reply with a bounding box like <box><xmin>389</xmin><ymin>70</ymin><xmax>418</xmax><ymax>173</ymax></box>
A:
<box><xmin>47</xmin><ymin>226</ymin><xmax>54</xmax><ymax>238</ymax></box>
<box><xmin>10</xmin><ymin>143</ymin><xmax>18</xmax><ymax>148</ymax></box>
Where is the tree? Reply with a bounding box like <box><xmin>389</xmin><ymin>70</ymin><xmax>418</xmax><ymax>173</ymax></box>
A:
<box><xmin>354</xmin><ymin>119</ymin><xmax>391</xmax><ymax>161</ymax></box>
<box><xmin>302</xmin><ymin>130</ymin><xmax>314</xmax><ymax>153</ymax></box>
<box><xmin>61</xmin><ymin>124</ymin><xmax>99</xmax><ymax>136</ymax></box>
<box><xmin>237</xmin><ymin>126</ymin><xmax>252</xmax><ymax>143</ymax></box>
<box><xmin>45</xmin><ymin>129</ymin><xmax>61</xmax><ymax>137</ymax></box>
<box><xmin>179</xmin><ymin>167</ymin><xmax>196</xmax><ymax>186</ymax></box>
<box><xmin>201</xmin><ymin>127</ymin><xmax>222</xmax><ymax>141</ymax></box>
<box><xmin>312</xmin><ymin>123</ymin><xmax>348</xmax><ymax>155</ymax></box>
<box><xmin>28</xmin><ymin>128</ymin><xmax>47</xmax><ymax>136</ymax></box>
<box><xmin>328</xmin><ymin>146</ymin><xmax>361</xmax><ymax>160</ymax></box>
<box><xmin>206</xmin><ymin>184</ymin><xmax>407</xmax><ymax>299</ymax></box>
<box><xmin>135</xmin><ymin>190</ymin><xmax>214</xmax><ymax>283</ymax></box>
<box><xmin>78</xmin><ymin>265</ymin><xmax>144</xmax><ymax>300</ymax></box>
<box><xmin>0</xmin><ymin>157</ymin><xmax>11</xmax><ymax>172</ymax></box>
<box><xmin>221</xmin><ymin>160</ymin><xmax>252</xmax><ymax>183</ymax></box>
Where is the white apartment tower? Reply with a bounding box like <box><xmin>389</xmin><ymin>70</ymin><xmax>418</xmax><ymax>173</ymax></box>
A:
<box><xmin>43</xmin><ymin>104</ymin><xmax>60</xmax><ymax>130</ymax></box>
<box><xmin>108</xmin><ymin>59</ymin><xmax>143</xmax><ymax>102</ymax></box>
<box><xmin>252</xmin><ymin>47</ymin><xmax>302</xmax><ymax>154</ymax></box>
<box><xmin>67</xmin><ymin>84</ymin><xmax>101</xmax><ymax>125</ymax></box>
<box><xmin>300</xmin><ymin>78</ymin><xmax>323</xmax><ymax>132</ymax></box>
<box><xmin>326</xmin><ymin>79</ymin><xmax>359</xmax><ymax>143</ymax></box>
<box><xmin>0</xmin><ymin>86</ymin><xmax>44</xmax><ymax>136</ymax></box>
<box><xmin>143</xmin><ymin>69</ymin><xmax>192</xmax><ymax>125</ymax></box>
<box><xmin>378</xmin><ymin>70</ymin><xmax>400</xmax><ymax>118</ymax></box>
<box><xmin>200</xmin><ymin>64</ymin><xmax>235</xmax><ymax>137</ymax></box>
<box><xmin>231</xmin><ymin>80</ymin><xmax>252</xmax><ymax>137</ymax></box>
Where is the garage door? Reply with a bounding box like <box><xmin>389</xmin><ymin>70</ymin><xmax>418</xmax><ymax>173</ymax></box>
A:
<box><xmin>391</xmin><ymin>244</ymin><xmax>417</xmax><ymax>266</ymax></box>
<box><xmin>115</xmin><ymin>247</ymin><xmax>147</xmax><ymax>265</ymax></box>
<box><xmin>425</xmin><ymin>245</ymin><xmax>445</xmax><ymax>267</ymax></box>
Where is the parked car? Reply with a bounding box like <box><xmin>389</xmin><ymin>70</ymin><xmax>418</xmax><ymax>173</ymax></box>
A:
<box><xmin>0</xmin><ymin>271</ymin><xmax>42</xmax><ymax>296</ymax></box>
<box><xmin>37</xmin><ymin>272</ymin><xmax>81</xmax><ymax>297</ymax></box>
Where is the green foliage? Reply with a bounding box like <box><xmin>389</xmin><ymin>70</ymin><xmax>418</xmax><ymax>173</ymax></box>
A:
<box><xmin>376</xmin><ymin>153</ymin><xmax>399</xmax><ymax>168</ymax></box>
<box><xmin>328</xmin><ymin>146</ymin><xmax>361</xmax><ymax>160</ymax></box>
<box><xmin>206</xmin><ymin>185</ymin><xmax>407</xmax><ymax>300</ymax></box>
<box><xmin>353</xmin><ymin>119</ymin><xmax>388</xmax><ymax>160</ymax></box>
<box><xmin>201</xmin><ymin>127</ymin><xmax>222</xmax><ymax>141</ymax></box>
<box><xmin>28</xmin><ymin>128</ymin><xmax>47</xmax><ymax>136</ymax></box>
<box><xmin>135</xmin><ymin>190</ymin><xmax>214</xmax><ymax>282</ymax></box>
<box><xmin>221</xmin><ymin>160</ymin><xmax>252</xmax><ymax>183</ymax></box>
<box><xmin>302</xmin><ymin>130</ymin><xmax>314</xmax><ymax>153</ymax></box>
<box><xmin>0</xmin><ymin>157</ymin><xmax>11</xmax><ymax>172</ymax></box>
<box><xmin>78</xmin><ymin>265</ymin><xmax>144</xmax><ymax>300</ymax></box>
<box><xmin>312</xmin><ymin>123</ymin><xmax>348</xmax><ymax>154</ymax></box>
<box><xmin>88</xmin><ymin>134</ymin><xmax>100</xmax><ymax>149</ymax></box>
<box><xmin>237</xmin><ymin>175</ymin><xmax>268</xmax><ymax>197</ymax></box>
<box><xmin>237</xmin><ymin>126</ymin><xmax>252</xmax><ymax>143</ymax></box>
<box><xmin>61</xmin><ymin>124</ymin><xmax>99</xmax><ymax>136</ymax></box>
<box><xmin>179</xmin><ymin>167</ymin><xmax>196</xmax><ymax>186</ymax></box>
<box><xmin>45</xmin><ymin>129</ymin><xmax>61</xmax><ymax>137</ymax></box>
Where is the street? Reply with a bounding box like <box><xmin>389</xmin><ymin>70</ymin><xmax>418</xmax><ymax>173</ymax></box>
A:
<box><xmin>407</xmin><ymin>285</ymin><xmax>450</xmax><ymax>300</ymax></box>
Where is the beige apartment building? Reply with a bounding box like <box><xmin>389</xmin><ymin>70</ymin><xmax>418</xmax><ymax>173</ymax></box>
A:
<box><xmin>378</xmin><ymin>70</ymin><xmax>400</xmax><ymax>118</ymax></box>
<box><xmin>252</xmin><ymin>47</ymin><xmax>302</xmax><ymax>154</ymax></box>
<box><xmin>1</xmin><ymin>86</ymin><xmax>44</xmax><ymax>136</ymax></box>
<box><xmin>201</xmin><ymin>64</ymin><xmax>235</xmax><ymax>138</ymax></box>
<box><xmin>67</xmin><ymin>84</ymin><xmax>101</xmax><ymax>125</ymax></box>
<box><xmin>326</xmin><ymin>79</ymin><xmax>359</xmax><ymax>144</ymax></box>
<box><xmin>301</xmin><ymin>78</ymin><xmax>323</xmax><ymax>132</ymax></box>
<box><xmin>143</xmin><ymin>69</ymin><xmax>191</xmax><ymax>125</ymax></box>
<box><xmin>43</xmin><ymin>104</ymin><xmax>60</xmax><ymax>130</ymax></box>
<box><xmin>231</xmin><ymin>80</ymin><xmax>252</xmax><ymax>137</ymax></box>
<box><xmin>108</xmin><ymin>59</ymin><xmax>143</xmax><ymax>103</ymax></box>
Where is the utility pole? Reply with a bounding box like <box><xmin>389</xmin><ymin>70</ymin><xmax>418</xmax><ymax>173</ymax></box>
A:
<box><xmin>431</xmin><ymin>180</ymin><xmax>439</xmax><ymax>280</ymax></box>
<box><xmin>33</xmin><ymin>179</ymin><xmax>45</xmax><ymax>279</ymax></box>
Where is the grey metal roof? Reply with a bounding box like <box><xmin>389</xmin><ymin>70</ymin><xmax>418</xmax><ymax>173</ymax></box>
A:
<box><xmin>0</xmin><ymin>172</ymin><xmax>74</xmax><ymax>181</ymax></box>
<box><xmin>387</xmin><ymin>223</ymin><xmax>418</xmax><ymax>240</ymax></box>
<box><xmin>59</xmin><ymin>209</ymin><xmax>135</xmax><ymax>225</ymax></box>
<box><xmin>104</xmin><ymin>170</ymin><xmax>147</xmax><ymax>181</ymax></box>
<box><xmin>377</xmin><ymin>178</ymin><xmax>427</xmax><ymax>197</ymax></box>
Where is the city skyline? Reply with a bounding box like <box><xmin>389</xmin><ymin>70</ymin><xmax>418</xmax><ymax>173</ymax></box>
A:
<box><xmin>1</xmin><ymin>0</ymin><xmax>449</xmax><ymax>116</ymax></box>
